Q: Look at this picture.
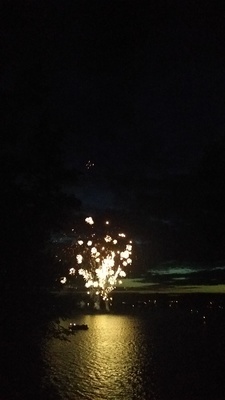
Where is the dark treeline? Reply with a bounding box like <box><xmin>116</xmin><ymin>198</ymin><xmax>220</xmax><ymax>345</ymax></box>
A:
<box><xmin>1</xmin><ymin>70</ymin><xmax>81</xmax><ymax>399</ymax></box>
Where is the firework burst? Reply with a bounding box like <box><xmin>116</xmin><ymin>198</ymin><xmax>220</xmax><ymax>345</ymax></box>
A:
<box><xmin>65</xmin><ymin>217</ymin><xmax>132</xmax><ymax>309</ymax></box>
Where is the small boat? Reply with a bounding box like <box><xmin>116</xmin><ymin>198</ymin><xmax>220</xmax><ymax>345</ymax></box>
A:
<box><xmin>69</xmin><ymin>323</ymin><xmax>89</xmax><ymax>331</ymax></box>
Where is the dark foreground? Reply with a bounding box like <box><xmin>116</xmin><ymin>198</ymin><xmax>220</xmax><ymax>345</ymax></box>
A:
<box><xmin>1</xmin><ymin>292</ymin><xmax>225</xmax><ymax>400</ymax></box>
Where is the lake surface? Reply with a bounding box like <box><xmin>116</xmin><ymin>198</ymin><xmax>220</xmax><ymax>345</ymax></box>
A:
<box><xmin>42</xmin><ymin>299</ymin><xmax>225</xmax><ymax>400</ymax></box>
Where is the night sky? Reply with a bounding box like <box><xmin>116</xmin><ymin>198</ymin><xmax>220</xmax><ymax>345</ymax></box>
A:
<box><xmin>2</xmin><ymin>0</ymin><xmax>225</xmax><ymax>265</ymax></box>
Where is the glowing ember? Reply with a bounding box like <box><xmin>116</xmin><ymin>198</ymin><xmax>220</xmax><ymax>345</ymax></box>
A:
<box><xmin>85</xmin><ymin>217</ymin><xmax>94</xmax><ymax>225</ymax></box>
<box><xmin>69</xmin><ymin>268</ymin><xmax>76</xmax><ymax>275</ymax></box>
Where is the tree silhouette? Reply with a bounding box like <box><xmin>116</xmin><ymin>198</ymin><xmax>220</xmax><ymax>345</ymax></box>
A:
<box><xmin>1</xmin><ymin>65</ymin><xmax>81</xmax><ymax>338</ymax></box>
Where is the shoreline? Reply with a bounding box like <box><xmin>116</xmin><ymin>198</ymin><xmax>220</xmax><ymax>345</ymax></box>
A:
<box><xmin>57</xmin><ymin>283</ymin><xmax>225</xmax><ymax>297</ymax></box>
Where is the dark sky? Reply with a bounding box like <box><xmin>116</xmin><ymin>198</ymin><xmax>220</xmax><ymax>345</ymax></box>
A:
<box><xmin>2</xmin><ymin>0</ymin><xmax>225</xmax><ymax>172</ymax></box>
<box><xmin>2</xmin><ymin>0</ymin><xmax>225</xmax><ymax>263</ymax></box>
<box><xmin>51</xmin><ymin>1</ymin><xmax>224</xmax><ymax>177</ymax></box>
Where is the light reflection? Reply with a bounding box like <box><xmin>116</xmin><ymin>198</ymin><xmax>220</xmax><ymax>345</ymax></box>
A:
<box><xmin>74</xmin><ymin>315</ymin><xmax>152</xmax><ymax>399</ymax></box>
<box><xmin>44</xmin><ymin>315</ymin><xmax>156</xmax><ymax>400</ymax></box>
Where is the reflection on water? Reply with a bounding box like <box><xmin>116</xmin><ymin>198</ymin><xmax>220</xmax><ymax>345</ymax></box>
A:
<box><xmin>43</xmin><ymin>302</ymin><xmax>225</xmax><ymax>400</ymax></box>
<box><xmin>43</xmin><ymin>314</ymin><xmax>158</xmax><ymax>400</ymax></box>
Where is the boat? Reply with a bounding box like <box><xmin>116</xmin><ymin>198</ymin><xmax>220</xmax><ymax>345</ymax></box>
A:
<box><xmin>68</xmin><ymin>323</ymin><xmax>89</xmax><ymax>331</ymax></box>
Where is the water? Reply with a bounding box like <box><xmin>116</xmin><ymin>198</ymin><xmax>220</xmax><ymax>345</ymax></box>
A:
<box><xmin>43</xmin><ymin>314</ymin><xmax>159</xmax><ymax>400</ymax></box>
<box><xmin>42</xmin><ymin>299</ymin><xmax>225</xmax><ymax>400</ymax></box>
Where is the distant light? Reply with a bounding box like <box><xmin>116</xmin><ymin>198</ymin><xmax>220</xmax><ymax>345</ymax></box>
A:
<box><xmin>86</xmin><ymin>160</ymin><xmax>95</xmax><ymax>170</ymax></box>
